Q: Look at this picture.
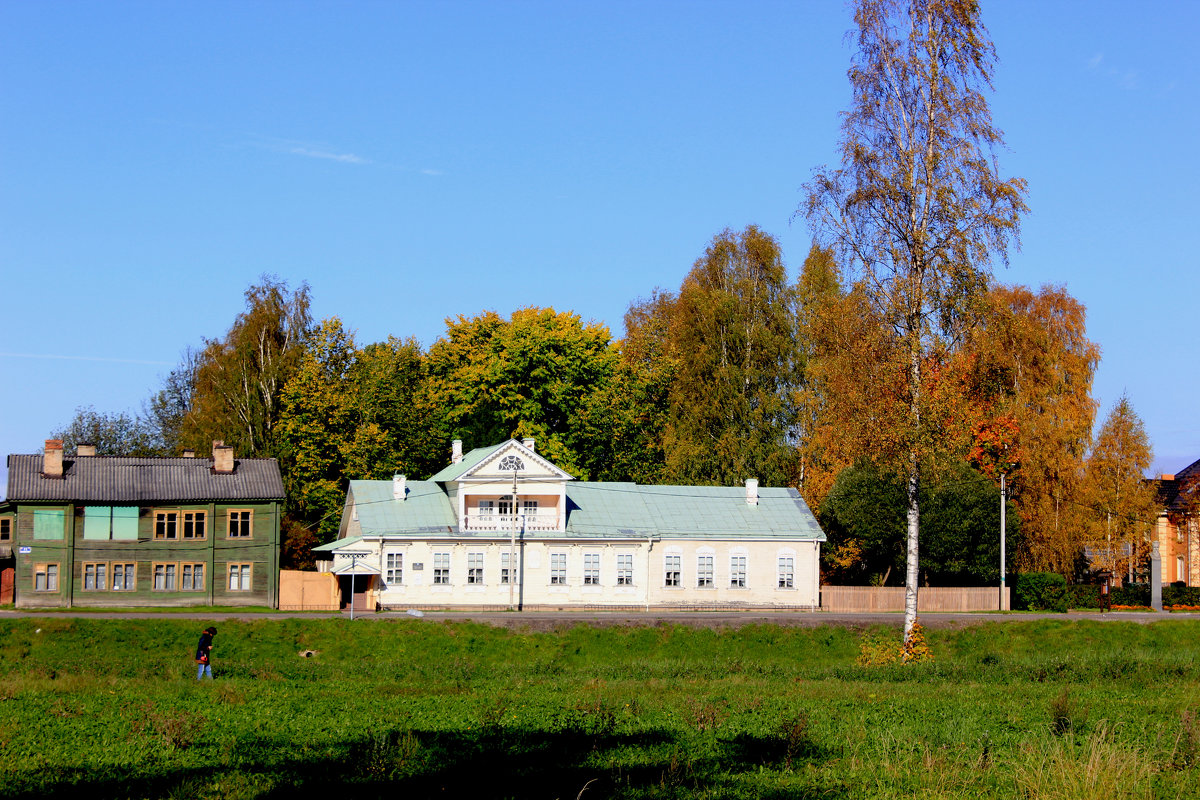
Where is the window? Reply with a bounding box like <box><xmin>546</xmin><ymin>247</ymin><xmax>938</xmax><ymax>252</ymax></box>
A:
<box><xmin>498</xmin><ymin>455</ymin><xmax>525</xmax><ymax>471</ymax></box>
<box><xmin>153</xmin><ymin>562</ymin><xmax>178</xmax><ymax>590</ymax></box>
<box><xmin>183</xmin><ymin>511</ymin><xmax>206</xmax><ymax>539</ymax></box>
<box><xmin>181</xmin><ymin>563</ymin><xmax>205</xmax><ymax>591</ymax></box>
<box><xmin>697</xmin><ymin>555</ymin><xmax>714</xmax><ymax>588</ymax></box>
<box><xmin>584</xmin><ymin>553</ymin><xmax>600</xmax><ymax>585</ymax></box>
<box><xmin>83</xmin><ymin>562</ymin><xmax>108</xmax><ymax>591</ymax></box>
<box><xmin>1180</xmin><ymin>556</ymin><xmax>1188</xmax><ymax>583</ymax></box>
<box><xmin>111</xmin><ymin>563</ymin><xmax>135</xmax><ymax>591</ymax></box>
<box><xmin>386</xmin><ymin>553</ymin><xmax>403</xmax><ymax>585</ymax></box>
<box><xmin>83</xmin><ymin>507</ymin><xmax>140</xmax><ymax>541</ymax></box>
<box><xmin>617</xmin><ymin>553</ymin><xmax>634</xmax><ymax>585</ymax></box>
<box><xmin>33</xmin><ymin>509</ymin><xmax>65</xmax><ymax>540</ymax></box>
<box><xmin>228</xmin><ymin>563</ymin><xmax>252</xmax><ymax>591</ymax></box>
<box><xmin>664</xmin><ymin>554</ymin><xmax>681</xmax><ymax>587</ymax></box>
<box><xmin>0</xmin><ymin>517</ymin><xmax>10</xmax><ymax>541</ymax></box>
<box><xmin>228</xmin><ymin>510</ymin><xmax>253</xmax><ymax>538</ymax></box>
<box><xmin>550</xmin><ymin>553</ymin><xmax>567</xmax><ymax>585</ymax></box>
<box><xmin>154</xmin><ymin>511</ymin><xmax>178</xmax><ymax>540</ymax></box>
<box><xmin>433</xmin><ymin>553</ymin><xmax>450</xmax><ymax>584</ymax></box>
<box><xmin>478</xmin><ymin>500</ymin><xmax>495</xmax><ymax>516</ymax></box>
<box><xmin>34</xmin><ymin>563</ymin><xmax>59</xmax><ymax>592</ymax></box>
<box><xmin>778</xmin><ymin>557</ymin><xmax>794</xmax><ymax>589</ymax></box>
<box><xmin>522</xmin><ymin>500</ymin><xmax>538</xmax><ymax>515</ymax></box>
<box><xmin>730</xmin><ymin>556</ymin><xmax>747</xmax><ymax>588</ymax></box>
<box><xmin>468</xmin><ymin>552</ymin><xmax>484</xmax><ymax>584</ymax></box>
<box><xmin>501</xmin><ymin>550</ymin><xmax>518</xmax><ymax>584</ymax></box>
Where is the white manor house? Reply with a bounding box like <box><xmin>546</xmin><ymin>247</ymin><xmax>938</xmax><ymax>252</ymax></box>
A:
<box><xmin>315</xmin><ymin>438</ymin><xmax>825</xmax><ymax>611</ymax></box>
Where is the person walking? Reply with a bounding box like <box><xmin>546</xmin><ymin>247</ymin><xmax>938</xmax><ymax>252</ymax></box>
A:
<box><xmin>195</xmin><ymin>626</ymin><xmax>217</xmax><ymax>679</ymax></box>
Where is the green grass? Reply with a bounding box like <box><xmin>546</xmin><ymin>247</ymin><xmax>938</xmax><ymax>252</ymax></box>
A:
<box><xmin>0</xmin><ymin>618</ymin><xmax>1197</xmax><ymax>799</ymax></box>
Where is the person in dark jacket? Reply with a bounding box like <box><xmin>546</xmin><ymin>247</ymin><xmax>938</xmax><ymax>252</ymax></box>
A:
<box><xmin>195</xmin><ymin>626</ymin><xmax>217</xmax><ymax>679</ymax></box>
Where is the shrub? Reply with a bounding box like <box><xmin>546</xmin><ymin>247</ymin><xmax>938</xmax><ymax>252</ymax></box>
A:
<box><xmin>856</xmin><ymin>631</ymin><xmax>900</xmax><ymax>666</ymax></box>
<box><xmin>1164</xmin><ymin>585</ymin><xmax>1200</xmax><ymax>607</ymax></box>
<box><xmin>1062</xmin><ymin>584</ymin><xmax>1101</xmax><ymax>609</ymax></box>
<box><xmin>901</xmin><ymin>621</ymin><xmax>933</xmax><ymax>663</ymax></box>
<box><xmin>1110</xmin><ymin>583</ymin><xmax>1150</xmax><ymax>607</ymax></box>
<box><xmin>1014</xmin><ymin>573</ymin><xmax>1068</xmax><ymax>612</ymax></box>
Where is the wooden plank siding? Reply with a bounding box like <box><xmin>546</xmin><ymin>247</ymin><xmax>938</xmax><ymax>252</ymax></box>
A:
<box><xmin>820</xmin><ymin>585</ymin><xmax>1010</xmax><ymax>612</ymax></box>
<box><xmin>9</xmin><ymin>501</ymin><xmax>280</xmax><ymax>609</ymax></box>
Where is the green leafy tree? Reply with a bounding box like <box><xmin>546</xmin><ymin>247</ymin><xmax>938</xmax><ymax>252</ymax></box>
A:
<box><xmin>801</xmin><ymin>0</ymin><xmax>1028</xmax><ymax>640</ymax></box>
<box><xmin>424</xmin><ymin>307</ymin><xmax>617</xmax><ymax>478</ymax></box>
<box><xmin>143</xmin><ymin>346</ymin><xmax>199</xmax><ymax>455</ymax></box>
<box><xmin>821</xmin><ymin>460</ymin><xmax>1018</xmax><ymax>585</ymax></box>
<box><xmin>663</xmin><ymin>225</ymin><xmax>802</xmax><ymax>487</ymax></box>
<box><xmin>51</xmin><ymin>405</ymin><xmax>160</xmax><ymax>456</ymax></box>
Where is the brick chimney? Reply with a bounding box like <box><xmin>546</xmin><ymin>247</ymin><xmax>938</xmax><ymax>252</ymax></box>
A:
<box><xmin>212</xmin><ymin>441</ymin><xmax>234</xmax><ymax>474</ymax></box>
<box><xmin>393</xmin><ymin>474</ymin><xmax>406</xmax><ymax>501</ymax></box>
<box><xmin>745</xmin><ymin>478</ymin><xmax>759</xmax><ymax>506</ymax></box>
<box><xmin>43</xmin><ymin>439</ymin><xmax>64</xmax><ymax>478</ymax></box>
<box><xmin>1162</xmin><ymin>474</ymin><xmax>1176</xmax><ymax>481</ymax></box>
<box><xmin>76</xmin><ymin>443</ymin><xmax>97</xmax><ymax>457</ymax></box>
<box><xmin>452</xmin><ymin>439</ymin><xmax>463</xmax><ymax>464</ymax></box>
<box><xmin>522</xmin><ymin>438</ymin><xmax>536</xmax><ymax>453</ymax></box>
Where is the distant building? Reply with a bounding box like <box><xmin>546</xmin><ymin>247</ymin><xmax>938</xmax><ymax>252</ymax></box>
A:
<box><xmin>0</xmin><ymin>440</ymin><xmax>284</xmax><ymax>608</ymax></box>
<box><xmin>314</xmin><ymin>438</ymin><xmax>825</xmax><ymax>611</ymax></box>
<box><xmin>1154</xmin><ymin>457</ymin><xmax>1200</xmax><ymax>587</ymax></box>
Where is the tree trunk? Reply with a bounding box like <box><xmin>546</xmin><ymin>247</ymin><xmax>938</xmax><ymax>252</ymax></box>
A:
<box><xmin>903</xmin><ymin>335</ymin><xmax>921</xmax><ymax>642</ymax></box>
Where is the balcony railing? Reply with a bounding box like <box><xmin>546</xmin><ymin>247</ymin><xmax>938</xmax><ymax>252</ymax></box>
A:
<box><xmin>463</xmin><ymin>511</ymin><xmax>561</xmax><ymax>532</ymax></box>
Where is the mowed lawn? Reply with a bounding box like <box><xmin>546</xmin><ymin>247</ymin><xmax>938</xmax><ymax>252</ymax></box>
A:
<box><xmin>0</xmin><ymin>617</ymin><xmax>1197</xmax><ymax>799</ymax></box>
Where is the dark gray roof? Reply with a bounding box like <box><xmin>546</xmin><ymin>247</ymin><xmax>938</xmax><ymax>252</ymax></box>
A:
<box><xmin>5</xmin><ymin>454</ymin><xmax>285</xmax><ymax>503</ymax></box>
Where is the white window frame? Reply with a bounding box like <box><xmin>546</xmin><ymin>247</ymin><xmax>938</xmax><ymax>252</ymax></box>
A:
<box><xmin>778</xmin><ymin>556</ymin><xmax>795</xmax><ymax>589</ymax></box>
<box><xmin>386</xmin><ymin>552</ymin><xmax>403</xmax><ymax>585</ymax></box>
<box><xmin>617</xmin><ymin>553</ymin><xmax>634</xmax><ymax>585</ymax></box>
<box><xmin>501</xmin><ymin>550</ymin><xmax>518</xmax><ymax>584</ymax></box>
<box><xmin>433</xmin><ymin>552</ymin><xmax>450</xmax><ymax>585</ymax></box>
<box><xmin>468</xmin><ymin>552</ymin><xmax>485</xmax><ymax>584</ymax></box>
<box><xmin>730</xmin><ymin>555</ymin><xmax>747</xmax><ymax>588</ymax></box>
<box><xmin>583</xmin><ymin>552</ymin><xmax>600</xmax><ymax>585</ymax></box>
<box><xmin>664</xmin><ymin>553</ymin><xmax>681</xmax><ymax>587</ymax></box>
<box><xmin>697</xmin><ymin>555</ymin><xmax>714</xmax><ymax>588</ymax></box>
<box><xmin>550</xmin><ymin>552</ymin><xmax>567</xmax><ymax>585</ymax></box>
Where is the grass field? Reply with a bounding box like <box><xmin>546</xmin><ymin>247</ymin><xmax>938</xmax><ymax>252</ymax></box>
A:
<box><xmin>0</xmin><ymin>617</ymin><xmax>1197</xmax><ymax>799</ymax></box>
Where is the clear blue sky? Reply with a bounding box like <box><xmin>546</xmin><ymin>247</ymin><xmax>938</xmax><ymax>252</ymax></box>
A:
<box><xmin>2</xmin><ymin>1</ymin><xmax>1197</xmax><ymax>495</ymax></box>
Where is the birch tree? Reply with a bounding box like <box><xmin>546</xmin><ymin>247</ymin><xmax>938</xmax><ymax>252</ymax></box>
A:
<box><xmin>802</xmin><ymin>0</ymin><xmax>1027</xmax><ymax>640</ymax></box>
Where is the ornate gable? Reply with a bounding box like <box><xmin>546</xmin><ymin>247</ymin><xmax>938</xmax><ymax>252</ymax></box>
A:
<box><xmin>461</xmin><ymin>440</ymin><xmax>573</xmax><ymax>482</ymax></box>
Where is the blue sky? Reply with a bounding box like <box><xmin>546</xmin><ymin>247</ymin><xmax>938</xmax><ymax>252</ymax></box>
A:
<box><xmin>2</xmin><ymin>1</ymin><xmax>1197</xmax><ymax>495</ymax></box>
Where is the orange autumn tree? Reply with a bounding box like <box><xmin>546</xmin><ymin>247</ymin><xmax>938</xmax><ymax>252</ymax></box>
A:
<box><xmin>958</xmin><ymin>284</ymin><xmax>1100</xmax><ymax>574</ymax></box>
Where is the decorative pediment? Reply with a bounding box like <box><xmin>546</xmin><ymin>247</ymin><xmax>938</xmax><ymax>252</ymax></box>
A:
<box><xmin>461</xmin><ymin>440</ymin><xmax>573</xmax><ymax>482</ymax></box>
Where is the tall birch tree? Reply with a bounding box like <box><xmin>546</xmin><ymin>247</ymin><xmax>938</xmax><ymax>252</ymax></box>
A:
<box><xmin>802</xmin><ymin>0</ymin><xmax>1028</xmax><ymax>640</ymax></box>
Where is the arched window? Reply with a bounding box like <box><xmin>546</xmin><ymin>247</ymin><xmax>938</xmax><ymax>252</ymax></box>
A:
<box><xmin>498</xmin><ymin>455</ymin><xmax>525</xmax><ymax>471</ymax></box>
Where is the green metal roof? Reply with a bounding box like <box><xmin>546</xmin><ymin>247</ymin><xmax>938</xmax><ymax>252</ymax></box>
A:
<box><xmin>335</xmin><ymin>478</ymin><xmax>824</xmax><ymax>542</ymax></box>
<box><xmin>427</xmin><ymin>442</ymin><xmax>506</xmax><ymax>483</ymax></box>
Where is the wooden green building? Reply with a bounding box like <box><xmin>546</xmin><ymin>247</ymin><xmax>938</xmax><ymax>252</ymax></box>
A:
<box><xmin>0</xmin><ymin>440</ymin><xmax>284</xmax><ymax>609</ymax></box>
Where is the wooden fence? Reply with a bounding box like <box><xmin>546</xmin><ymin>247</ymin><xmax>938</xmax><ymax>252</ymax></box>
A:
<box><xmin>278</xmin><ymin>570</ymin><xmax>340</xmax><ymax>611</ymax></box>
<box><xmin>821</xmin><ymin>585</ymin><xmax>1009</xmax><ymax>612</ymax></box>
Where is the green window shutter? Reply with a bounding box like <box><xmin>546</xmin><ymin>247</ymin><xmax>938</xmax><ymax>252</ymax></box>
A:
<box><xmin>112</xmin><ymin>507</ymin><xmax>139</xmax><ymax>540</ymax></box>
<box><xmin>33</xmin><ymin>508</ymin><xmax>66</xmax><ymax>540</ymax></box>
<box><xmin>84</xmin><ymin>507</ymin><xmax>112</xmax><ymax>540</ymax></box>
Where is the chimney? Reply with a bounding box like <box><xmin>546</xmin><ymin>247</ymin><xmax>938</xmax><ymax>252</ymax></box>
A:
<box><xmin>522</xmin><ymin>438</ymin><xmax>536</xmax><ymax>453</ymax></box>
<box><xmin>745</xmin><ymin>478</ymin><xmax>759</xmax><ymax>506</ymax></box>
<box><xmin>452</xmin><ymin>439</ymin><xmax>463</xmax><ymax>464</ymax></box>
<box><xmin>182</xmin><ymin>449</ymin><xmax>196</xmax><ymax>458</ymax></box>
<box><xmin>393</xmin><ymin>474</ymin><xmax>406</xmax><ymax>501</ymax></box>
<box><xmin>1162</xmin><ymin>474</ymin><xmax>1176</xmax><ymax>481</ymax></box>
<box><xmin>76</xmin><ymin>443</ymin><xmax>96</xmax><ymax>457</ymax></box>
<box><xmin>212</xmin><ymin>441</ymin><xmax>234</xmax><ymax>474</ymax></box>
<box><xmin>43</xmin><ymin>439</ymin><xmax>64</xmax><ymax>478</ymax></box>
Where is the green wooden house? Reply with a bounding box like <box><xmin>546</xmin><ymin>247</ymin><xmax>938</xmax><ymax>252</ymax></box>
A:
<box><xmin>0</xmin><ymin>440</ymin><xmax>284</xmax><ymax>608</ymax></box>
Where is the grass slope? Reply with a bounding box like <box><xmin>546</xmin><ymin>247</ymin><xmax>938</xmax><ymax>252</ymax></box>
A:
<box><xmin>0</xmin><ymin>618</ymin><xmax>1197</xmax><ymax>799</ymax></box>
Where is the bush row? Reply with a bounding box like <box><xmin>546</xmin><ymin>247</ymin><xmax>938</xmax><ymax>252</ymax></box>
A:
<box><xmin>1014</xmin><ymin>574</ymin><xmax>1200</xmax><ymax>611</ymax></box>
